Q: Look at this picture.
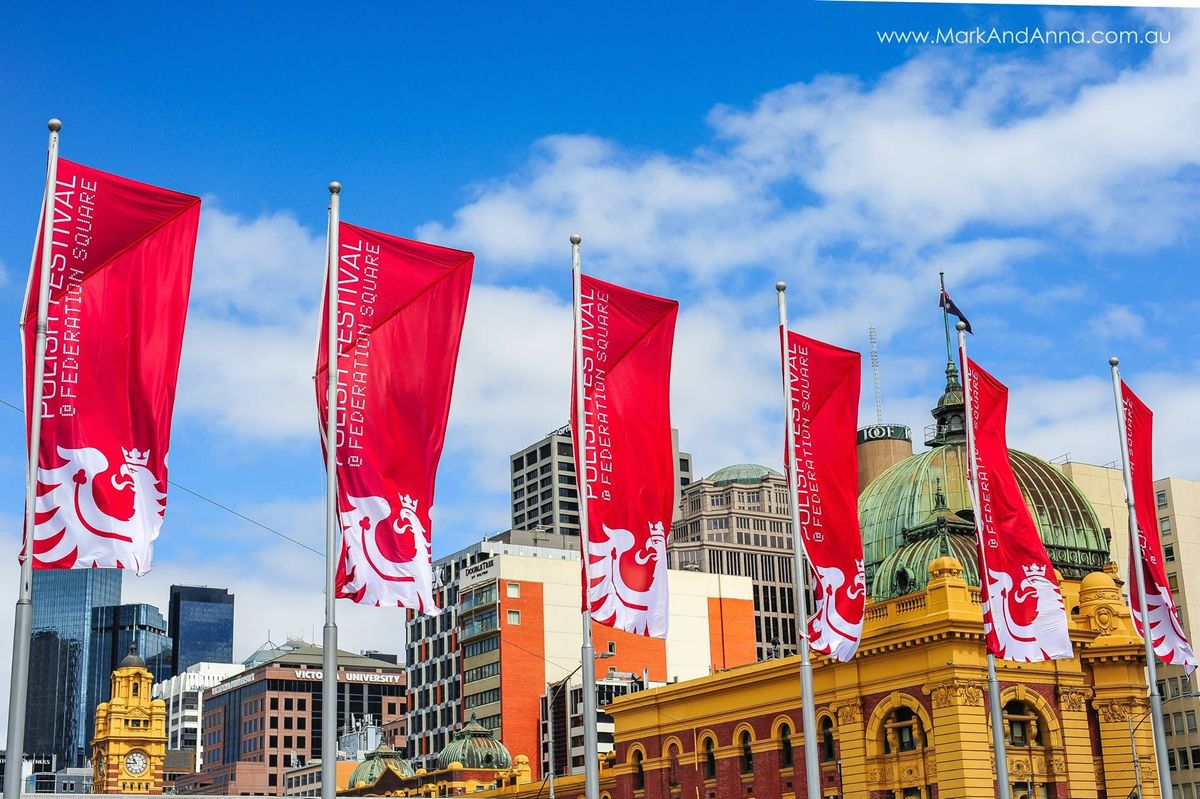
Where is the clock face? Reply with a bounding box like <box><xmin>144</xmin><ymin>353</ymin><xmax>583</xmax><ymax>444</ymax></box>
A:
<box><xmin>124</xmin><ymin>751</ymin><xmax>149</xmax><ymax>776</ymax></box>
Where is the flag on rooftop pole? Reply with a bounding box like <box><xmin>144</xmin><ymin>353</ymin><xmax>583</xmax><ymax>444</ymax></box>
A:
<box><xmin>571</xmin><ymin>257</ymin><xmax>678</xmax><ymax>639</ymax></box>
<box><xmin>22</xmin><ymin>150</ymin><xmax>200</xmax><ymax>574</ymax></box>
<box><xmin>780</xmin><ymin>330</ymin><xmax>866</xmax><ymax>662</ymax></box>
<box><xmin>313</xmin><ymin>210</ymin><xmax>473</xmax><ymax>613</ymax></box>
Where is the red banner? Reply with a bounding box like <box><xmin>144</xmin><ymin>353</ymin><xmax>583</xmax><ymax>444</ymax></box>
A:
<box><xmin>573</xmin><ymin>275</ymin><xmax>678</xmax><ymax>638</ymax></box>
<box><xmin>963</xmin><ymin>355</ymin><xmax>1072</xmax><ymax>661</ymax></box>
<box><xmin>23</xmin><ymin>159</ymin><xmax>199</xmax><ymax>574</ymax></box>
<box><xmin>783</xmin><ymin>332</ymin><xmax>865</xmax><ymax>662</ymax></box>
<box><xmin>315</xmin><ymin>222</ymin><xmax>472</xmax><ymax>612</ymax></box>
<box><xmin>1122</xmin><ymin>381</ymin><xmax>1196</xmax><ymax>673</ymax></box>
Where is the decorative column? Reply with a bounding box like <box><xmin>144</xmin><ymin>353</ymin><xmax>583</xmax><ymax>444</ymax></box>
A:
<box><xmin>830</xmin><ymin>700</ymin><xmax>866</xmax><ymax>798</ymax></box>
<box><xmin>923</xmin><ymin>678</ymin><xmax>994</xmax><ymax>798</ymax></box>
<box><xmin>1056</xmin><ymin>685</ymin><xmax>1098</xmax><ymax>799</ymax></box>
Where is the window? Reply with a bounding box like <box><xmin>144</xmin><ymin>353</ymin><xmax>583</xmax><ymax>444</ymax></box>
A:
<box><xmin>1004</xmin><ymin>701</ymin><xmax>1043</xmax><ymax>747</ymax></box>
<box><xmin>741</xmin><ymin>731</ymin><xmax>754</xmax><ymax>773</ymax></box>
<box><xmin>507</xmin><ymin>610</ymin><xmax>521</xmax><ymax>625</ymax></box>
<box><xmin>779</xmin><ymin>723</ymin><xmax>793</xmax><ymax>768</ymax></box>
<box><xmin>1167</xmin><ymin>544</ymin><xmax>1176</xmax><ymax>563</ymax></box>
<box><xmin>1170</xmin><ymin>574</ymin><xmax>1181</xmax><ymax>592</ymax></box>
<box><xmin>132</xmin><ymin>683</ymin><xmax>139</xmax><ymax>697</ymax></box>
<box><xmin>1163</xmin><ymin>517</ymin><xmax>1173</xmax><ymax>535</ymax></box>
<box><xmin>506</xmin><ymin>582</ymin><xmax>521</xmax><ymax>598</ymax></box>
<box><xmin>1158</xmin><ymin>490</ymin><xmax>1169</xmax><ymax>507</ymax></box>
<box><xmin>821</xmin><ymin>717</ymin><xmax>835</xmax><ymax>761</ymax></box>
<box><xmin>883</xmin><ymin>707</ymin><xmax>924</xmax><ymax>754</ymax></box>
<box><xmin>632</xmin><ymin>750</ymin><xmax>645</xmax><ymax>790</ymax></box>
<box><xmin>704</xmin><ymin>737</ymin><xmax>717</xmax><ymax>780</ymax></box>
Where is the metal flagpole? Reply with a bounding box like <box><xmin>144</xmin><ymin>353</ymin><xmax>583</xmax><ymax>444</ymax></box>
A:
<box><xmin>6</xmin><ymin>118</ymin><xmax>62</xmax><ymax>799</ymax></box>
<box><xmin>956</xmin><ymin>321</ymin><xmax>1011</xmax><ymax>799</ymax></box>
<box><xmin>1110</xmin><ymin>356</ymin><xmax>1174</xmax><ymax>799</ymax></box>
<box><xmin>774</xmin><ymin>282</ymin><xmax>822</xmax><ymax>799</ymax></box>
<box><xmin>321</xmin><ymin>181</ymin><xmax>342</xmax><ymax>799</ymax></box>
<box><xmin>571</xmin><ymin>233</ymin><xmax>601</xmax><ymax>799</ymax></box>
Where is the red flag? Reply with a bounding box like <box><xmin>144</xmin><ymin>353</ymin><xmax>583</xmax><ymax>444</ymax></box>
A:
<box><xmin>572</xmin><ymin>275</ymin><xmax>678</xmax><ymax>638</ymax></box>
<box><xmin>1121</xmin><ymin>381</ymin><xmax>1196</xmax><ymax>673</ymax></box>
<box><xmin>315</xmin><ymin>222</ymin><xmax>472</xmax><ymax>612</ymax></box>
<box><xmin>23</xmin><ymin>159</ymin><xmax>199</xmax><ymax>575</ymax></box>
<box><xmin>963</xmin><ymin>355</ymin><xmax>1072</xmax><ymax>661</ymax></box>
<box><xmin>783</xmin><ymin>332</ymin><xmax>866</xmax><ymax>662</ymax></box>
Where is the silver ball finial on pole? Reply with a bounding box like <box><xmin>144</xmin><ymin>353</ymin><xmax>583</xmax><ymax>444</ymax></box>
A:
<box><xmin>48</xmin><ymin>118</ymin><xmax>62</xmax><ymax>132</ymax></box>
<box><xmin>955</xmin><ymin>321</ymin><xmax>967</xmax><ymax>332</ymax></box>
<box><xmin>775</xmin><ymin>281</ymin><xmax>787</xmax><ymax>293</ymax></box>
<box><xmin>1109</xmin><ymin>356</ymin><xmax>1120</xmax><ymax>367</ymax></box>
<box><xmin>570</xmin><ymin>233</ymin><xmax>582</xmax><ymax>245</ymax></box>
<box><xmin>328</xmin><ymin>181</ymin><xmax>342</xmax><ymax>195</ymax></box>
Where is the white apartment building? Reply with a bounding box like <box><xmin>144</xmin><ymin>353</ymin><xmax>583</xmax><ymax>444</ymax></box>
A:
<box><xmin>153</xmin><ymin>660</ymin><xmax>245</xmax><ymax>769</ymax></box>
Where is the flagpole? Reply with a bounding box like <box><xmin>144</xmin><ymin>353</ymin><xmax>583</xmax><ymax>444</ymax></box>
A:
<box><xmin>571</xmin><ymin>233</ymin><xmax>601</xmax><ymax>799</ymax></box>
<box><xmin>774</xmin><ymin>282</ymin><xmax>822</xmax><ymax>799</ymax></box>
<box><xmin>1110</xmin><ymin>356</ymin><xmax>1174</xmax><ymax>799</ymax></box>
<box><xmin>321</xmin><ymin>180</ymin><xmax>341</xmax><ymax>799</ymax></box>
<box><xmin>956</xmin><ymin>321</ymin><xmax>1011</xmax><ymax>799</ymax></box>
<box><xmin>5</xmin><ymin>118</ymin><xmax>62</xmax><ymax>799</ymax></box>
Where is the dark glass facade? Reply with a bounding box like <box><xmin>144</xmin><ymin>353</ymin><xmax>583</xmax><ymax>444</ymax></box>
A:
<box><xmin>168</xmin><ymin>585</ymin><xmax>235</xmax><ymax>673</ymax></box>
<box><xmin>86</xmin><ymin>603</ymin><xmax>173</xmax><ymax>756</ymax></box>
<box><xmin>26</xmin><ymin>569</ymin><xmax>122</xmax><ymax>768</ymax></box>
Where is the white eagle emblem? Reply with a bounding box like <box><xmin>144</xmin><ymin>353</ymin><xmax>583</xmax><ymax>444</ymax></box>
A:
<box><xmin>34</xmin><ymin>446</ymin><xmax>166</xmax><ymax>575</ymax></box>
<box><xmin>984</xmin><ymin>563</ymin><xmax>1073</xmax><ymax>661</ymax></box>
<box><xmin>1139</xmin><ymin>582</ymin><xmax>1198</xmax><ymax>672</ymax></box>
<box><xmin>339</xmin><ymin>492</ymin><xmax>439</xmax><ymax>614</ymax></box>
<box><xmin>809</xmin><ymin>559</ymin><xmax>866</xmax><ymax>661</ymax></box>
<box><xmin>586</xmin><ymin>521</ymin><xmax>668</xmax><ymax>637</ymax></box>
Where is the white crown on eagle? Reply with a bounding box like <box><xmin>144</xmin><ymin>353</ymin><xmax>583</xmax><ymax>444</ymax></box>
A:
<box><xmin>1022</xmin><ymin>563</ymin><xmax>1047</xmax><ymax>579</ymax></box>
<box><xmin>399</xmin><ymin>494</ymin><xmax>419</xmax><ymax>513</ymax></box>
<box><xmin>122</xmin><ymin>447</ymin><xmax>150</xmax><ymax>467</ymax></box>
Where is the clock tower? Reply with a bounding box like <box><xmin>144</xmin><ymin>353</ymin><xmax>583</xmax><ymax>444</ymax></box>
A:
<box><xmin>91</xmin><ymin>643</ymin><xmax>167</xmax><ymax>794</ymax></box>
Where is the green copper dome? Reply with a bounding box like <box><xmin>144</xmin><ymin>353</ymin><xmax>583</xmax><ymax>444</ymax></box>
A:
<box><xmin>861</xmin><ymin>444</ymin><xmax>1110</xmax><ymax>598</ymax></box>
<box><xmin>436</xmin><ymin>716</ymin><xmax>512</xmax><ymax>771</ymax></box>
<box><xmin>706</xmin><ymin>464</ymin><xmax>783</xmax><ymax>486</ymax></box>
<box><xmin>347</xmin><ymin>742</ymin><xmax>413</xmax><ymax>789</ymax></box>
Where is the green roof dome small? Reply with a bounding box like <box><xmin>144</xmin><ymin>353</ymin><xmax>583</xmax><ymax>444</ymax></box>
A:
<box><xmin>436</xmin><ymin>716</ymin><xmax>512</xmax><ymax>771</ymax></box>
<box><xmin>347</xmin><ymin>742</ymin><xmax>413</xmax><ymax>789</ymax></box>
<box><xmin>706</xmin><ymin>464</ymin><xmax>783</xmax><ymax>487</ymax></box>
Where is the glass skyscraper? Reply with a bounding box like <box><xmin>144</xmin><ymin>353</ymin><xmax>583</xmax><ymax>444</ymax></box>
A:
<box><xmin>167</xmin><ymin>585</ymin><xmax>235</xmax><ymax>673</ymax></box>
<box><xmin>86</xmin><ymin>602</ymin><xmax>173</xmax><ymax>757</ymax></box>
<box><xmin>26</xmin><ymin>568</ymin><xmax>122</xmax><ymax>769</ymax></box>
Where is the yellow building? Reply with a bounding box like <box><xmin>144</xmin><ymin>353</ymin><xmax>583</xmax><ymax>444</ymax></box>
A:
<box><xmin>92</xmin><ymin>644</ymin><xmax>167</xmax><ymax>794</ymax></box>
<box><xmin>448</xmin><ymin>363</ymin><xmax>1163</xmax><ymax>799</ymax></box>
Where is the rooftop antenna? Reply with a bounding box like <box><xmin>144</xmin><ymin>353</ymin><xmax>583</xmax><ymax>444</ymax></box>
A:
<box><xmin>869</xmin><ymin>326</ymin><xmax>884</xmax><ymax>424</ymax></box>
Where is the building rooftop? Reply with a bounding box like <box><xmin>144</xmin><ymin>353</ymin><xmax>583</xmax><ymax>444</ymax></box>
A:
<box><xmin>705</xmin><ymin>463</ymin><xmax>783</xmax><ymax>486</ymax></box>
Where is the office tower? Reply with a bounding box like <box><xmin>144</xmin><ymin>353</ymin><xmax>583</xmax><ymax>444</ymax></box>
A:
<box><xmin>168</xmin><ymin>585</ymin><xmax>235</xmax><ymax>674</ymax></box>
<box><xmin>405</xmin><ymin>529</ymin><xmax>753</xmax><ymax>777</ymax></box>
<box><xmin>25</xmin><ymin>569</ymin><xmax>122</xmax><ymax>768</ymax></box>
<box><xmin>509</xmin><ymin>426</ymin><xmax>692</xmax><ymax>536</ymax></box>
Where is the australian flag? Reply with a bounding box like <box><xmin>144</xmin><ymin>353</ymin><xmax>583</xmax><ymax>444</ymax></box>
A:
<box><xmin>939</xmin><ymin>289</ymin><xmax>972</xmax><ymax>334</ymax></box>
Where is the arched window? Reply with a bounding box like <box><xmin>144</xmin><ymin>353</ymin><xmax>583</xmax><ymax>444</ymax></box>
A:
<box><xmin>779</xmin><ymin>723</ymin><xmax>793</xmax><ymax>768</ymax></box>
<box><xmin>883</xmin><ymin>707</ymin><xmax>925</xmax><ymax>754</ymax></box>
<box><xmin>740</xmin><ymin>731</ymin><xmax>753</xmax><ymax>773</ymax></box>
<box><xmin>1004</xmin><ymin>700</ymin><xmax>1044</xmax><ymax>747</ymax></box>
<box><xmin>667</xmin><ymin>743</ymin><xmax>680</xmax><ymax>786</ymax></box>
<box><xmin>131</xmin><ymin>682</ymin><xmax>139</xmax><ymax>697</ymax></box>
<box><xmin>820</xmin><ymin>716</ymin><xmax>835</xmax><ymax>761</ymax></box>
<box><xmin>632</xmin><ymin>750</ymin><xmax>645</xmax><ymax>790</ymax></box>
<box><xmin>704</xmin><ymin>737</ymin><xmax>717</xmax><ymax>780</ymax></box>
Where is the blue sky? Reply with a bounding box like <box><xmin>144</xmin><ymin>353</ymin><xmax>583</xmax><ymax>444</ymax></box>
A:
<box><xmin>1</xmin><ymin>2</ymin><xmax>1198</xmax><ymax>697</ymax></box>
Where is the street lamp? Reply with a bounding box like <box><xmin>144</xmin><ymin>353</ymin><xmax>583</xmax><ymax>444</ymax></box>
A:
<box><xmin>546</xmin><ymin>649</ymin><xmax>616</xmax><ymax>799</ymax></box>
<box><xmin>1127</xmin><ymin>693</ymin><xmax>1197</xmax><ymax>798</ymax></box>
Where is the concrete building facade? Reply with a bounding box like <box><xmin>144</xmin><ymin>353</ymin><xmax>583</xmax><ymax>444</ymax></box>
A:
<box><xmin>509</xmin><ymin>426</ymin><xmax>692</xmax><ymax>537</ymax></box>
<box><xmin>153</xmin><ymin>661</ymin><xmax>246</xmax><ymax>770</ymax></box>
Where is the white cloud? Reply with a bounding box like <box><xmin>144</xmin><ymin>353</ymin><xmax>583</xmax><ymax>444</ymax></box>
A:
<box><xmin>1087</xmin><ymin>304</ymin><xmax>1150</xmax><ymax>341</ymax></box>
